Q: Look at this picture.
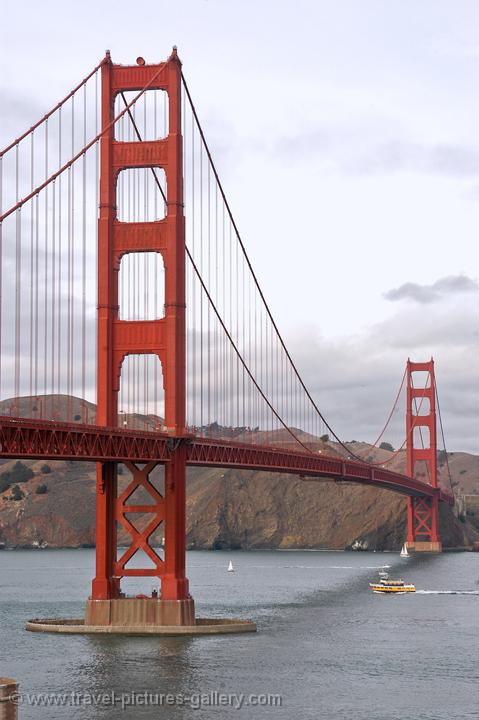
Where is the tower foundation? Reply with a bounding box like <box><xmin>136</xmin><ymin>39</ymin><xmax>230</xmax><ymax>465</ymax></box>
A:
<box><xmin>406</xmin><ymin>541</ymin><xmax>442</xmax><ymax>553</ymax></box>
<box><xmin>85</xmin><ymin>598</ymin><xmax>195</xmax><ymax>626</ymax></box>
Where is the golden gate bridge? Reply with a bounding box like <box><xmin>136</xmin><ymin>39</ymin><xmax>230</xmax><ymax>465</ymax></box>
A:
<box><xmin>0</xmin><ymin>49</ymin><xmax>454</xmax><ymax>630</ymax></box>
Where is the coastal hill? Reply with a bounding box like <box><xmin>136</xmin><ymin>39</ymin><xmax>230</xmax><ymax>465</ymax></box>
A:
<box><xmin>0</xmin><ymin>396</ymin><xmax>477</xmax><ymax>550</ymax></box>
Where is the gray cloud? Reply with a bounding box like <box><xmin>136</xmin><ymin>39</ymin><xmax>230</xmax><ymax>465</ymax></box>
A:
<box><xmin>265</xmin><ymin>126</ymin><xmax>479</xmax><ymax>179</ymax></box>
<box><xmin>288</xmin><ymin>303</ymin><xmax>479</xmax><ymax>454</ymax></box>
<box><xmin>384</xmin><ymin>274</ymin><xmax>479</xmax><ymax>304</ymax></box>
<box><xmin>0</xmin><ymin>88</ymin><xmax>44</xmax><ymax>144</ymax></box>
<box><xmin>346</xmin><ymin>141</ymin><xmax>479</xmax><ymax>177</ymax></box>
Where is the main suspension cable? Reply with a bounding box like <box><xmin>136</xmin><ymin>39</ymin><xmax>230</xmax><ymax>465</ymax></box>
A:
<box><xmin>369</xmin><ymin>366</ymin><xmax>407</xmax><ymax>449</ymax></box>
<box><xmin>181</xmin><ymin>72</ymin><xmax>364</xmax><ymax>461</ymax></box>
<box><xmin>0</xmin><ymin>62</ymin><xmax>168</xmax><ymax>223</ymax></box>
<box><xmin>366</xmin><ymin>374</ymin><xmax>430</xmax><ymax>467</ymax></box>
<box><xmin>119</xmin><ymin>93</ymin><xmax>314</xmax><ymax>454</ymax></box>
<box><xmin>435</xmin><ymin>384</ymin><xmax>455</xmax><ymax>499</ymax></box>
<box><xmin>0</xmin><ymin>57</ymin><xmax>106</xmax><ymax>158</ymax></box>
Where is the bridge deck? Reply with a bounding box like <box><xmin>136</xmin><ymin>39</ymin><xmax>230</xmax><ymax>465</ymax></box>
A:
<box><xmin>0</xmin><ymin>417</ymin><xmax>453</xmax><ymax>504</ymax></box>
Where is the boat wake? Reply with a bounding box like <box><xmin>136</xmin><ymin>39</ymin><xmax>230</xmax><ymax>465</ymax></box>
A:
<box><xmin>275</xmin><ymin>565</ymin><xmax>392</xmax><ymax>570</ymax></box>
<box><xmin>416</xmin><ymin>590</ymin><xmax>479</xmax><ymax>595</ymax></box>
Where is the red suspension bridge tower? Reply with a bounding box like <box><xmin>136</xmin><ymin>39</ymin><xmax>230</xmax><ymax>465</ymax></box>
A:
<box><xmin>87</xmin><ymin>49</ymin><xmax>194</xmax><ymax>626</ymax></box>
<box><xmin>406</xmin><ymin>359</ymin><xmax>442</xmax><ymax>553</ymax></box>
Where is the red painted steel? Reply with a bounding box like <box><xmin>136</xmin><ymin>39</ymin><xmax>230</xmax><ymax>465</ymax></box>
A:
<box><xmin>116</xmin><ymin>461</ymin><xmax>165</xmax><ymax>578</ymax></box>
<box><xmin>406</xmin><ymin>359</ymin><xmax>442</xmax><ymax>544</ymax></box>
<box><xmin>0</xmin><ymin>417</ymin><xmax>171</xmax><ymax>462</ymax></box>
<box><xmin>0</xmin><ymin>417</ymin><xmax>453</xmax><ymax>504</ymax></box>
<box><xmin>92</xmin><ymin>49</ymin><xmax>189</xmax><ymax>601</ymax></box>
<box><xmin>93</xmin><ymin>53</ymin><xmax>119</xmax><ymax>601</ymax></box>
<box><xmin>186</xmin><ymin>437</ymin><xmax>453</xmax><ymax>502</ymax></box>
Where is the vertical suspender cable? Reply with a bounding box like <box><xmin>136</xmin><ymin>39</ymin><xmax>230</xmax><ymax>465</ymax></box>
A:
<box><xmin>82</xmin><ymin>83</ymin><xmax>87</xmax><ymax>420</ymax></box>
<box><xmin>188</xmin><ymin>104</ymin><xmax>194</xmax><ymax>428</ymax></box>
<box><xmin>207</xmin><ymin>163</ymin><xmax>211</xmax><ymax>430</ymax></box>
<box><xmin>29</xmin><ymin>133</ymin><xmax>35</xmax><ymax>414</ymax></box>
<box><xmin>14</xmin><ymin>143</ymin><xmax>21</xmax><ymax>404</ymax></box>
<box><xmin>69</xmin><ymin>99</ymin><xmax>75</xmax><ymax>419</ymax></box>
<box><xmin>0</xmin><ymin>155</ymin><xmax>2</xmax><ymax>398</ymax></box>
<box><xmin>51</xmin><ymin>177</ymin><xmax>56</xmax><ymax>418</ymax></box>
<box><xmin>199</xmin><ymin>144</ymin><xmax>203</xmax><ymax>433</ymax></box>
<box><xmin>57</xmin><ymin>109</ymin><xmax>62</xmax><ymax>409</ymax></box>
<box><xmin>143</xmin><ymin>93</ymin><xmax>148</xmax><ymax>427</ymax></box>
<box><xmin>34</xmin><ymin>192</ymin><xmax>39</xmax><ymax>406</ymax></box>
<box><xmin>43</xmin><ymin>121</ymin><xmax>49</xmax><ymax>402</ymax></box>
<box><xmin>435</xmin><ymin>385</ymin><xmax>454</xmax><ymax>499</ymax></box>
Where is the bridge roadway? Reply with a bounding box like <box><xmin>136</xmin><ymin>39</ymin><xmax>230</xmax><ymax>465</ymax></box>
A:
<box><xmin>0</xmin><ymin>417</ymin><xmax>453</xmax><ymax>504</ymax></box>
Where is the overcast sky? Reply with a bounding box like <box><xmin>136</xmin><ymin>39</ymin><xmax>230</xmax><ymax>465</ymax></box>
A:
<box><xmin>1</xmin><ymin>0</ymin><xmax>479</xmax><ymax>452</ymax></box>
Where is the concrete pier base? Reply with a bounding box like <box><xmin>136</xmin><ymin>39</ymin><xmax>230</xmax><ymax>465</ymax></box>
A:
<box><xmin>27</xmin><ymin>596</ymin><xmax>256</xmax><ymax>635</ymax></box>
<box><xmin>26</xmin><ymin>617</ymin><xmax>256</xmax><ymax>636</ymax></box>
<box><xmin>0</xmin><ymin>678</ymin><xmax>18</xmax><ymax>720</ymax></box>
<box><xmin>406</xmin><ymin>541</ymin><xmax>442</xmax><ymax>553</ymax></box>
<box><xmin>85</xmin><ymin>598</ymin><xmax>196</xmax><ymax>627</ymax></box>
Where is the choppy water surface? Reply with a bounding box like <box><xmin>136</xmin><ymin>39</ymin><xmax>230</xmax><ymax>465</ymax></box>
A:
<box><xmin>1</xmin><ymin>549</ymin><xmax>479</xmax><ymax>719</ymax></box>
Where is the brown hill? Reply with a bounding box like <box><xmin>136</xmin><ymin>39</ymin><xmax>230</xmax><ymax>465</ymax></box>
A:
<box><xmin>0</xmin><ymin>396</ymin><xmax>477</xmax><ymax>551</ymax></box>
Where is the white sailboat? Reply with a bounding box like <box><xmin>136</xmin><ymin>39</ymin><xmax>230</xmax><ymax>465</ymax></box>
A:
<box><xmin>227</xmin><ymin>560</ymin><xmax>234</xmax><ymax>572</ymax></box>
<box><xmin>400</xmin><ymin>543</ymin><xmax>410</xmax><ymax>558</ymax></box>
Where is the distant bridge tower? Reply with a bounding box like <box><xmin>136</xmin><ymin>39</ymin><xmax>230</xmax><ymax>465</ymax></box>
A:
<box><xmin>406</xmin><ymin>359</ymin><xmax>442</xmax><ymax>552</ymax></box>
